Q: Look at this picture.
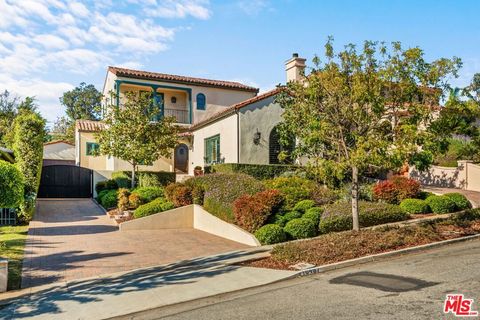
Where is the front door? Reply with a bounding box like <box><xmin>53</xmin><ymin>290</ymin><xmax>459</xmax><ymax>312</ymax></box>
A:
<box><xmin>174</xmin><ymin>144</ymin><xmax>189</xmax><ymax>173</ymax></box>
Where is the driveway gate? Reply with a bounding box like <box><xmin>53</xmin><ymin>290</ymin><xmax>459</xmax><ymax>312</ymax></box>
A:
<box><xmin>38</xmin><ymin>165</ymin><xmax>93</xmax><ymax>198</ymax></box>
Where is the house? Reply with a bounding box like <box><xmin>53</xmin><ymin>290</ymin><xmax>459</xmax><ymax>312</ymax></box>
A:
<box><xmin>43</xmin><ymin>140</ymin><xmax>75</xmax><ymax>166</ymax></box>
<box><xmin>75</xmin><ymin>54</ymin><xmax>306</xmax><ymax>177</ymax></box>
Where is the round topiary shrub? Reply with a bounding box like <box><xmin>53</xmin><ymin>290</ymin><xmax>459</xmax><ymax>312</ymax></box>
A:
<box><xmin>133</xmin><ymin>197</ymin><xmax>174</xmax><ymax>219</ymax></box>
<box><xmin>283</xmin><ymin>211</ymin><xmax>303</xmax><ymax>222</ymax></box>
<box><xmin>293</xmin><ymin>200</ymin><xmax>316</xmax><ymax>213</ymax></box>
<box><xmin>425</xmin><ymin>195</ymin><xmax>457</xmax><ymax>214</ymax></box>
<box><xmin>254</xmin><ymin>224</ymin><xmax>287</xmax><ymax>245</ymax></box>
<box><xmin>302</xmin><ymin>207</ymin><xmax>323</xmax><ymax>225</ymax></box>
<box><xmin>399</xmin><ymin>198</ymin><xmax>430</xmax><ymax>214</ymax></box>
<box><xmin>443</xmin><ymin>193</ymin><xmax>472</xmax><ymax>211</ymax></box>
<box><xmin>101</xmin><ymin>189</ymin><xmax>118</xmax><ymax>209</ymax></box>
<box><xmin>284</xmin><ymin>218</ymin><xmax>317</xmax><ymax>239</ymax></box>
<box><xmin>269</xmin><ymin>213</ymin><xmax>287</xmax><ymax>227</ymax></box>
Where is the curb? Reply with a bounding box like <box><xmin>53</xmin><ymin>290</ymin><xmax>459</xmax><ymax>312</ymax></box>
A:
<box><xmin>288</xmin><ymin>233</ymin><xmax>480</xmax><ymax>279</ymax></box>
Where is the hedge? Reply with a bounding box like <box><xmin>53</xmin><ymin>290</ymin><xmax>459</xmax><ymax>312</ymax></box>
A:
<box><xmin>443</xmin><ymin>193</ymin><xmax>472</xmax><ymax>210</ymax></box>
<box><xmin>283</xmin><ymin>211</ymin><xmax>302</xmax><ymax>222</ymax></box>
<box><xmin>204</xmin><ymin>163</ymin><xmax>299</xmax><ymax>180</ymax></box>
<box><xmin>302</xmin><ymin>207</ymin><xmax>323</xmax><ymax>226</ymax></box>
<box><xmin>133</xmin><ymin>198</ymin><xmax>175</xmax><ymax>219</ymax></box>
<box><xmin>425</xmin><ymin>195</ymin><xmax>457</xmax><ymax>214</ymax></box>
<box><xmin>100</xmin><ymin>189</ymin><xmax>118</xmax><ymax>209</ymax></box>
<box><xmin>264</xmin><ymin>176</ymin><xmax>318</xmax><ymax>210</ymax></box>
<box><xmin>293</xmin><ymin>200</ymin><xmax>315</xmax><ymax>213</ymax></box>
<box><xmin>117</xmin><ymin>171</ymin><xmax>175</xmax><ymax>187</ymax></box>
<box><xmin>254</xmin><ymin>224</ymin><xmax>287</xmax><ymax>245</ymax></box>
<box><xmin>0</xmin><ymin>160</ymin><xmax>24</xmax><ymax>208</ymax></box>
<box><xmin>284</xmin><ymin>218</ymin><xmax>317</xmax><ymax>239</ymax></box>
<box><xmin>319</xmin><ymin>201</ymin><xmax>409</xmax><ymax>233</ymax></box>
<box><xmin>111</xmin><ymin>171</ymin><xmax>131</xmax><ymax>188</ymax></box>
<box><xmin>95</xmin><ymin>179</ymin><xmax>118</xmax><ymax>194</ymax></box>
<box><xmin>131</xmin><ymin>186</ymin><xmax>164</xmax><ymax>204</ymax></box>
<box><xmin>399</xmin><ymin>199</ymin><xmax>431</xmax><ymax>214</ymax></box>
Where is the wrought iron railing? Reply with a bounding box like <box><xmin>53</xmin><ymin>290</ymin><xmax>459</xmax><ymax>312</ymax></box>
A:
<box><xmin>164</xmin><ymin>108</ymin><xmax>189</xmax><ymax>124</ymax></box>
<box><xmin>0</xmin><ymin>208</ymin><xmax>16</xmax><ymax>225</ymax></box>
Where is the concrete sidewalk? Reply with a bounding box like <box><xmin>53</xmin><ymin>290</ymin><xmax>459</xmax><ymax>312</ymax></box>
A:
<box><xmin>0</xmin><ymin>248</ymin><xmax>294</xmax><ymax>320</ymax></box>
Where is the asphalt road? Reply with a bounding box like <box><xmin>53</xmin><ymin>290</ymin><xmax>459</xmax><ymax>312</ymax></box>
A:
<box><xmin>136</xmin><ymin>238</ymin><xmax>480</xmax><ymax>320</ymax></box>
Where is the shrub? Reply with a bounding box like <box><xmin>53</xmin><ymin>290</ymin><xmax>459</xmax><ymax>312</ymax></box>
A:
<box><xmin>283</xmin><ymin>211</ymin><xmax>302</xmax><ymax>222</ymax></box>
<box><xmin>97</xmin><ymin>189</ymin><xmax>109</xmax><ymax>203</ymax></box>
<box><xmin>233</xmin><ymin>189</ymin><xmax>283</xmax><ymax>232</ymax></box>
<box><xmin>450</xmin><ymin>208</ymin><xmax>480</xmax><ymax>222</ymax></box>
<box><xmin>310</xmin><ymin>186</ymin><xmax>339</xmax><ymax>206</ymax></box>
<box><xmin>443</xmin><ymin>193</ymin><xmax>472</xmax><ymax>210</ymax></box>
<box><xmin>111</xmin><ymin>171</ymin><xmax>131</xmax><ymax>188</ymax></box>
<box><xmin>164</xmin><ymin>183</ymin><xmax>193</xmax><ymax>207</ymax></box>
<box><xmin>293</xmin><ymin>200</ymin><xmax>315</xmax><ymax>213</ymax></box>
<box><xmin>254</xmin><ymin>224</ymin><xmax>287</xmax><ymax>245</ymax></box>
<box><xmin>117</xmin><ymin>188</ymin><xmax>130</xmax><ymax>212</ymax></box>
<box><xmin>359</xmin><ymin>183</ymin><xmax>375</xmax><ymax>201</ymax></box>
<box><xmin>264</xmin><ymin>176</ymin><xmax>317</xmax><ymax>210</ymax></box>
<box><xmin>0</xmin><ymin>160</ymin><xmax>24</xmax><ymax>208</ymax></box>
<box><xmin>373</xmin><ymin>176</ymin><xmax>420</xmax><ymax>204</ymax></box>
<box><xmin>95</xmin><ymin>179</ymin><xmax>118</xmax><ymax>194</ymax></box>
<box><xmin>133</xmin><ymin>198</ymin><xmax>175</xmax><ymax>219</ymax></box>
<box><xmin>128</xmin><ymin>193</ymin><xmax>142</xmax><ymax>209</ymax></box>
<box><xmin>137</xmin><ymin>171</ymin><xmax>176</xmax><ymax>187</ymax></box>
<box><xmin>270</xmin><ymin>213</ymin><xmax>287</xmax><ymax>227</ymax></box>
<box><xmin>100</xmin><ymin>190</ymin><xmax>118</xmax><ymax>209</ymax></box>
<box><xmin>425</xmin><ymin>195</ymin><xmax>457</xmax><ymax>214</ymax></box>
<box><xmin>303</xmin><ymin>207</ymin><xmax>323</xmax><ymax>226</ymax></box>
<box><xmin>319</xmin><ymin>201</ymin><xmax>408</xmax><ymax>233</ymax></box>
<box><xmin>417</xmin><ymin>191</ymin><xmax>435</xmax><ymax>200</ymax></box>
<box><xmin>205</xmin><ymin>163</ymin><xmax>299</xmax><ymax>180</ymax></box>
<box><xmin>284</xmin><ymin>218</ymin><xmax>317</xmax><ymax>239</ymax></box>
<box><xmin>399</xmin><ymin>199</ymin><xmax>431</xmax><ymax>214</ymax></box>
<box><xmin>186</xmin><ymin>173</ymin><xmax>265</xmax><ymax>223</ymax></box>
<box><xmin>131</xmin><ymin>186</ymin><xmax>164</xmax><ymax>203</ymax></box>
<box><xmin>191</xmin><ymin>184</ymin><xmax>205</xmax><ymax>205</ymax></box>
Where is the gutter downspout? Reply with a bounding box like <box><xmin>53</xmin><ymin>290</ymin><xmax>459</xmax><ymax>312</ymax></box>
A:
<box><xmin>236</xmin><ymin>110</ymin><xmax>240</xmax><ymax>164</ymax></box>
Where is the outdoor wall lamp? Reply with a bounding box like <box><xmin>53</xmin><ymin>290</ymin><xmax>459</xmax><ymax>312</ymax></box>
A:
<box><xmin>253</xmin><ymin>129</ymin><xmax>261</xmax><ymax>145</ymax></box>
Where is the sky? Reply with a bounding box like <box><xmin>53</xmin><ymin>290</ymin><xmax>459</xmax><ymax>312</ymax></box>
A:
<box><xmin>1</xmin><ymin>0</ymin><xmax>480</xmax><ymax>126</ymax></box>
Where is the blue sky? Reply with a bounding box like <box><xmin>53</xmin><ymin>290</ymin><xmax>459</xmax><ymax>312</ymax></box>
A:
<box><xmin>1</xmin><ymin>0</ymin><xmax>479</xmax><ymax>125</ymax></box>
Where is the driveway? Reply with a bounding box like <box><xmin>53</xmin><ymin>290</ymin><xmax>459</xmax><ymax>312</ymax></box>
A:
<box><xmin>21</xmin><ymin>199</ymin><xmax>247</xmax><ymax>288</ymax></box>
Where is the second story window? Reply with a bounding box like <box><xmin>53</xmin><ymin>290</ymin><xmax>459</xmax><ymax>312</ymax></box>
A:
<box><xmin>86</xmin><ymin>142</ymin><xmax>100</xmax><ymax>156</ymax></box>
<box><xmin>196</xmin><ymin>93</ymin><xmax>206</xmax><ymax>110</ymax></box>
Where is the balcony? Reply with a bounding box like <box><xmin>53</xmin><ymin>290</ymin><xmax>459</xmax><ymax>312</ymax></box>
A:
<box><xmin>164</xmin><ymin>108</ymin><xmax>189</xmax><ymax>124</ymax></box>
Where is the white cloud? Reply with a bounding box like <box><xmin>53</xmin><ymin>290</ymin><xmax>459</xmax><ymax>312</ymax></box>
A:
<box><xmin>237</xmin><ymin>0</ymin><xmax>270</xmax><ymax>16</ymax></box>
<box><xmin>150</xmin><ymin>0</ymin><xmax>211</xmax><ymax>20</ymax></box>
<box><xmin>33</xmin><ymin>34</ymin><xmax>69</xmax><ymax>50</ymax></box>
<box><xmin>68</xmin><ymin>2</ymin><xmax>89</xmax><ymax>18</ymax></box>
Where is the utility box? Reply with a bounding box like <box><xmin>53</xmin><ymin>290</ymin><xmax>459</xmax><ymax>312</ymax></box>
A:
<box><xmin>0</xmin><ymin>259</ymin><xmax>8</xmax><ymax>292</ymax></box>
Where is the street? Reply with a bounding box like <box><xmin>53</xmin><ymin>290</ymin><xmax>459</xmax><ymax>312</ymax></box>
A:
<box><xmin>135</xmin><ymin>239</ymin><xmax>480</xmax><ymax>320</ymax></box>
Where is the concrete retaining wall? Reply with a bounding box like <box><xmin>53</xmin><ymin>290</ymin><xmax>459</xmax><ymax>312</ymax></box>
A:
<box><xmin>0</xmin><ymin>259</ymin><xmax>7</xmax><ymax>293</ymax></box>
<box><xmin>119</xmin><ymin>205</ymin><xmax>260</xmax><ymax>247</ymax></box>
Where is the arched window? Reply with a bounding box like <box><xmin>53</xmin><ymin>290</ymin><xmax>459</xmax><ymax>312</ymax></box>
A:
<box><xmin>196</xmin><ymin>93</ymin><xmax>206</xmax><ymax>110</ymax></box>
<box><xmin>269</xmin><ymin>125</ymin><xmax>295</xmax><ymax>164</ymax></box>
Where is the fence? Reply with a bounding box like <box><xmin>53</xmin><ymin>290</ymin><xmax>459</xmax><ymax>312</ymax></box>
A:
<box><xmin>409</xmin><ymin>160</ymin><xmax>480</xmax><ymax>192</ymax></box>
<box><xmin>0</xmin><ymin>208</ymin><xmax>16</xmax><ymax>225</ymax></box>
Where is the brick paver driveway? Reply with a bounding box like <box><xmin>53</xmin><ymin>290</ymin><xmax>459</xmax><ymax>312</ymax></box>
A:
<box><xmin>22</xmin><ymin>199</ymin><xmax>247</xmax><ymax>288</ymax></box>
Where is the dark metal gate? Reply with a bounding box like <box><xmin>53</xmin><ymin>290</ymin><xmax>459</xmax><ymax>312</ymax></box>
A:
<box><xmin>38</xmin><ymin>165</ymin><xmax>93</xmax><ymax>198</ymax></box>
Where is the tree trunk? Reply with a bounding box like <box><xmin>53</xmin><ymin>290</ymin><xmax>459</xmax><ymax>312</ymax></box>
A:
<box><xmin>351</xmin><ymin>166</ymin><xmax>360</xmax><ymax>231</ymax></box>
<box><xmin>131</xmin><ymin>163</ymin><xmax>136</xmax><ymax>189</ymax></box>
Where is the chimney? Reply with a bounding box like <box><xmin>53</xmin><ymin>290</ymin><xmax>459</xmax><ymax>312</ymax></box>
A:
<box><xmin>285</xmin><ymin>53</ymin><xmax>306</xmax><ymax>83</ymax></box>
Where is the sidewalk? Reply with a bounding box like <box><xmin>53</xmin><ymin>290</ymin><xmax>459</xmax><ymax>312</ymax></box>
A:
<box><xmin>0</xmin><ymin>248</ymin><xmax>294</xmax><ymax>320</ymax></box>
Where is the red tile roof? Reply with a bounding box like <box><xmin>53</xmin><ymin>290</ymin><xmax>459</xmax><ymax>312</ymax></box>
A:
<box><xmin>76</xmin><ymin>120</ymin><xmax>105</xmax><ymax>132</ymax></box>
<box><xmin>44</xmin><ymin>140</ymin><xmax>74</xmax><ymax>146</ymax></box>
<box><xmin>190</xmin><ymin>88</ymin><xmax>283</xmax><ymax>130</ymax></box>
<box><xmin>109</xmin><ymin>66</ymin><xmax>259</xmax><ymax>93</ymax></box>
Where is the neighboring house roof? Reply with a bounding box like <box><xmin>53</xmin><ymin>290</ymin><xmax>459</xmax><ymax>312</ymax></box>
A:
<box><xmin>44</xmin><ymin>140</ymin><xmax>74</xmax><ymax>146</ymax></box>
<box><xmin>76</xmin><ymin>120</ymin><xmax>105</xmax><ymax>132</ymax></box>
<box><xmin>0</xmin><ymin>147</ymin><xmax>14</xmax><ymax>163</ymax></box>
<box><xmin>43</xmin><ymin>142</ymin><xmax>75</xmax><ymax>161</ymax></box>
<box><xmin>190</xmin><ymin>88</ymin><xmax>283</xmax><ymax>130</ymax></box>
<box><xmin>108</xmin><ymin>66</ymin><xmax>259</xmax><ymax>93</ymax></box>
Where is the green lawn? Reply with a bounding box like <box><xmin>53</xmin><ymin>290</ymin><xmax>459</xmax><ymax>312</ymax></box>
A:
<box><xmin>0</xmin><ymin>225</ymin><xmax>28</xmax><ymax>290</ymax></box>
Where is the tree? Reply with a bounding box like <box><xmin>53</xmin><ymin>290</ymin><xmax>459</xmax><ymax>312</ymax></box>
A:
<box><xmin>277</xmin><ymin>39</ymin><xmax>461</xmax><ymax>231</ymax></box>
<box><xmin>96</xmin><ymin>91</ymin><xmax>179</xmax><ymax>188</ymax></box>
<box><xmin>60</xmin><ymin>82</ymin><xmax>102</xmax><ymax>121</ymax></box>
<box><xmin>50</xmin><ymin>116</ymin><xmax>76</xmax><ymax>144</ymax></box>
<box><xmin>0</xmin><ymin>90</ymin><xmax>20</xmax><ymax>146</ymax></box>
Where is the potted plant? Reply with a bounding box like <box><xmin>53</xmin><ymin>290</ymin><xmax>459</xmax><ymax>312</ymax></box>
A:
<box><xmin>194</xmin><ymin>166</ymin><xmax>203</xmax><ymax>176</ymax></box>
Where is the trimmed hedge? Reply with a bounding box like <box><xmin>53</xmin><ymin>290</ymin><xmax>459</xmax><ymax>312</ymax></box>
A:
<box><xmin>399</xmin><ymin>199</ymin><xmax>431</xmax><ymax>214</ymax></box>
<box><xmin>131</xmin><ymin>186</ymin><xmax>164</xmax><ymax>204</ymax></box>
<box><xmin>95</xmin><ymin>179</ymin><xmax>118</xmax><ymax>194</ymax></box>
<box><xmin>0</xmin><ymin>160</ymin><xmax>24</xmax><ymax>208</ymax></box>
<box><xmin>133</xmin><ymin>198</ymin><xmax>175</xmax><ymax>219</ymax></box>
<box><xmin>302</xmin><ymin>207</ymin><xmax>323</xmax><ymax>226</ymax></box>
<box><xmin>284</xmin><ymin>218</ymin><xmax>317</xmax><ymax>239</ymax></box>
<box><xmin>113</xmin><ymin>171</ymin><xmax>176</xmax><ymax>187</ymax></box>
<box><xmin>100</xmin><ymin>189</ymin><xmax>118</xmax><ymax>209</ymax></box>
<box><xmin>205</xmin><ymin>163</ymin><xmax>299</xmax><ymax>180</ymax></box>
<box><xmin>264</xmin><ymin>176</ymin><xmax>318</xmax><ymax>210</ymax></box>
<box><xmin>425</xmin><ymin>195</ymin><xmax>457</xmax><ymax>214</ymax></box>
<box><xmin>319</xmin><ymin>201</ymin><xmax>409</xmax><ymax>233</ymax></box>
<box><xmin>254</xmin><ymin>224</ymin><xmax>287</xmax><ymax>245</ymax></box>
<box><xmin>443</xmin><ymin>193</ymin><xmax>472</xmax><ymax>210</ymax></box>
<box><xmin>111</xmin><ymin>171</ymin><xmax>131</xmax><ymax>188</ymax></box>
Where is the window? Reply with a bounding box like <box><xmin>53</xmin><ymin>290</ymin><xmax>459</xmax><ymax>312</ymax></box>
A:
<box><xmin>86</xmin><ymin>142</ymin><xmax>99</xmax><ymax>156</ymax></box>
<box><xmin>269</xmin><ymin>126</ymin><xmax>295</xmax><ymax>164</ymax></box>
<box><xmin>196</xmin><ymin>93</ymin><xmax>206</xmax><ymax>110</ymax></box>
<box><xmin>204</xmin><ymin>134</ymin><xmax>220</xmax><ymax>164</ymax></box>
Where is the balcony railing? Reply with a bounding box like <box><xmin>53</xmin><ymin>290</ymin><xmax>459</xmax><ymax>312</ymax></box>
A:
<box><xmin>164</xmin><ymin>108</ymin><xmax>189</xmax><ymax>124</ymax></box>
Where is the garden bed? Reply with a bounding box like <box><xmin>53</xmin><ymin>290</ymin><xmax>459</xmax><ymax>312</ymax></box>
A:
<box><xmin>241</xmin><ymin>210</ymin><xmax>480</xmax><ymax>270</ymax></box>
<box><xmin>0</xmin><ymin>225</ymin><xmax>28</xmax><ymax>290</ymax></box>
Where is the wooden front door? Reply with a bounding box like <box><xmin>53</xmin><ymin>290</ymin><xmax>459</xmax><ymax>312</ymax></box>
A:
<box><xmin>174</xmin><ymin>144</ymin><xmax>189</xmax><ymax>173</ymax></box>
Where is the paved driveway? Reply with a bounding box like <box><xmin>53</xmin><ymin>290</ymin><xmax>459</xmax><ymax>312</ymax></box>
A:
<box><xmin>22</xmin><ymin>199</ymin><xmax>247</xmax><ymax>288</ymax></box>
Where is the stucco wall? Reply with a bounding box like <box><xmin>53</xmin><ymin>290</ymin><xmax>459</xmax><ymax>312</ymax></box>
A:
<box><xmin>189</xmin><ymin>114</ymin><xmax>238</xmax><ymax>175</ymax></box>
<box><xmin>78</xmin><ymin>132</ymin><xmax>107</xmax><ymax>171</ymax></box>
<box><xmin>238</xmin><ymin>96</ymin><xmax>283</xmax><ymax>164</ymax></box>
